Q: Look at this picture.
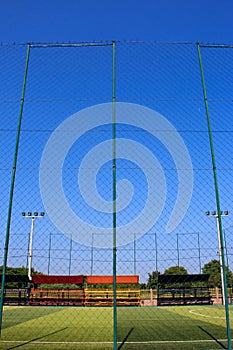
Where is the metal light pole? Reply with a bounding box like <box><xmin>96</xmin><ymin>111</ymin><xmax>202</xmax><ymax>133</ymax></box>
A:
<box><xmin>205</xmin><ymin>210</ymin><xmax>228</xmax><ymax>305</ymax></box>
<box><xmin>22</xmin><ymin>211</ymin><xmax>45</xmax><ymax>281</ymax></box>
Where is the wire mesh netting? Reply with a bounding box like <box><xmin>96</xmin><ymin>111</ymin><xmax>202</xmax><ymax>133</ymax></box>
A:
<box><xmin>0</xmin><ymin>41</ymin><xmax>233</xmax><ymax>350</ymax></box>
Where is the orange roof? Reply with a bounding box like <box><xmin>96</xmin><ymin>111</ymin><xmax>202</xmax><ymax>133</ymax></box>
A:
<box><xmin>86</xmin><ymin>275</ymin><xmax>139</xmax><ymax>284</ymax></box>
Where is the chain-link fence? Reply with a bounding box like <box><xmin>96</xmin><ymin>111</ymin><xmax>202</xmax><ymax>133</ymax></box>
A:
<box><xmin>0</xmin><ymin>41</ymin><xmax>233</xmax><ymax>349</ymax></box>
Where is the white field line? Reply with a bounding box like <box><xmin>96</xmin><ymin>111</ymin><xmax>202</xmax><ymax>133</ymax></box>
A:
<box><xmin>0</xmin><ymin>339</ymin><xmax>231</xmax><ymax>345</ymax></box>
<box><xmin>189</xmin><ymin>309</ymin><xmax>225</xmax><ymax>319</ymax></box>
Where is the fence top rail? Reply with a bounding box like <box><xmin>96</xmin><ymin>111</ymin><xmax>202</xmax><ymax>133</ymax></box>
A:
<box><xmin>0</xmin><ymin>41</ymin><xmax>232</xmax><ymax>48</ymax></box>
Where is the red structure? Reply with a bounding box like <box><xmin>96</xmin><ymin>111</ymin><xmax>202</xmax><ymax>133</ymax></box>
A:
<box><xmin>32</xmin><ymin>275</ymin><xmax>84</xmax><ymax>286</ymax></box>
<box><xmin>86</xmin><ymin>275</ymin><xmax>139</xmax><ymax>285</ymax></box>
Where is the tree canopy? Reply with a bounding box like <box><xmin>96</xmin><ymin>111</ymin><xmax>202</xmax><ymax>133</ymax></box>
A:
<box><xmin>147</xmin><ymin>270</ymin><xmax>160</xmax><ymax>289</ymax></box>
<box><xmin>0</xmin><ymin>266</ymin><xmax>28</xmax><ymax>275</ymax></box>
<box><xmin>202</xmin><ymin>259</ymin><xmax>233</xmax><ymax>287</ymax></box>
<box><xmin>164</xmin><ymin>266</ymin><xmax>188</xmax><ymax>275</ymax></box>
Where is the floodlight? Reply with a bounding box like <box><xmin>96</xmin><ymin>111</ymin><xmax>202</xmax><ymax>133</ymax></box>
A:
<box><xmin>34</xmin><ymin>212</ymin><xmax>38</xmax><ymax>216</ymax></box>
<box><xmin>28</xmin><ymin>212</ymin><xmax>32</xmax><ymax>216</ymax></box>
<box><xmin>205</xmin><ymin>211</ymin><xmax>210</xmax><ymax>216</ymax></box>
<box><xmin>224</xmin><ymin>211</ymin><xmax>228</xmax><ymax>216</ymax></box>
<box><xmin>211</xmin><ymin>211</ymin><xmax>216</xmax><ymax>216</ymax></box>
<box><xmin>40</xmin><ymin>212</ymin><xmax>45</xmax><ymax>217</ymax></box>
<box><xmin>22</xmin><ymin>212</ymin><xmax>26</xmax><ymax>216</ymax></box>
<box><xmin>220</xmin><ymin>211</ymin><xmax>223</xmax><ymax>215</ymax></box>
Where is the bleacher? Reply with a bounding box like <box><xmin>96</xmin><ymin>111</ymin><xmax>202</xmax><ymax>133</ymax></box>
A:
<box><xmin>85</xmin><ymin>275</ymin><xmax>140</xmax><ymax>307</ymax></box>
<box><xmin>84</xmin><ymin>288</ymin><xmax>140</xmax><ymax>307</ymax></box>
<box><xmin>1</xmin><ymin>274</ymin><xmax>140</xmax><ymax>306</ymax></box>
<box><xmin>29</xmin><ymin>288</ymin><xmax>85</xmax><ymax>306</ymax></box>
<box><xmin>29</xmin><ymin>275</ymin><xmax>84</xmax><ymax>306</ymax></box>
<box><xmin>157</xmin><ymin>274</ymin><xmax>213</xmax><ymax>306</ymax></box>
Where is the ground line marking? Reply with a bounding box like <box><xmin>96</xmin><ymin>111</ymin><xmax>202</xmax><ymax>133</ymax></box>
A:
<box><xmin>189</xmin><ymin>309</ymin><xmax>224</xmax><ymax>319</ymax></box>
<box><xmin>0</xmin><ymin>339</ymin><xmax>231</xmax><ymax>344</ymax></box>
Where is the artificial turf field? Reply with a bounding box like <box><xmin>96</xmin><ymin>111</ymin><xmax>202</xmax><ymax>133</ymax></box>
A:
<box><xmin>0</xmin><ymin>305</ymin><xmax>232</xmax><ymax>349</ymax></box>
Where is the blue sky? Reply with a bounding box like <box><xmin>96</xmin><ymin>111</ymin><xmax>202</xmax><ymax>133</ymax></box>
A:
<box><xmin>0</xmin><ymin>0</ymin><xmax>232</xmax><ymax>43</ymax></box>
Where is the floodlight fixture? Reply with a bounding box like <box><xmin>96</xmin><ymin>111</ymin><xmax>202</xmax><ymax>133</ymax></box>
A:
<box><xmin>205</xmin><ymin>210</ymin><xmax>229</xmax><ymax>218</ymax></box>
<box><xmin>22</xmin><ymin>211</ymin><xmax>45</xmax><ymax>218</ymax></box>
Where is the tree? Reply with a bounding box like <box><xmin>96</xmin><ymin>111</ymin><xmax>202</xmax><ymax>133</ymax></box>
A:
<box><xmin>0</xmin><ymin>266</ymin><xmax>28</xmax><ymax>275</ymax></box>
<box><xmin>164</xmin><ymin>266</ymin><xmax>188</xmax><ymax>275</ymax></box>
<box><xmin>0</xmin><ymin>266</ymin><xmax>43</xmax><ymax>276</ymax></box>
<box><xmin>202</xmin><ymin>259</ymin><xmax>233</xmax><ymax>288</ymax></box>
<box><xmin>147</xmin><ymin>270</ymin><xmax>160</xmax><ymax>289</ymax></box>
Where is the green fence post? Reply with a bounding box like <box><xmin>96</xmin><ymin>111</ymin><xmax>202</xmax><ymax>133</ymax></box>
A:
<box><xmin>197</xmin><ymin>42</ymin><xmax>232</xmax><ymax>350</ymax></box>
<box><xmin>112</xmin><ymin>40</ymin><xmax>117</xmax><ymax>350</ymax></box>
<box><xmin>0</xmin><ymin>43</ymin><xmax>31</xmax><ymax>336</ymax></box>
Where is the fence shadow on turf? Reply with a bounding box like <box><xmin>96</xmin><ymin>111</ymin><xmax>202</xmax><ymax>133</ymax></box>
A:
<box><xmin>6</xmin><ymin>327</ymin><xmax>68</xmax><ymax>350</ymax></box>
<box><xmin>117</xmin><ymin>327</ymin><xmax>134</xmax><ymax>350</ymax></box>
<box><xmin>198</xmin><ymin>326</ymin><xmax>227</xmax><ymax>349</ymax></box>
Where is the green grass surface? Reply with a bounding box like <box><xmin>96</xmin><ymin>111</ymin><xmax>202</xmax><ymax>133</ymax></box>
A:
<box><xmin>0</xmin><ymin>305</ymin><xmax>232</xmax><ymax>349</ymax></box>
